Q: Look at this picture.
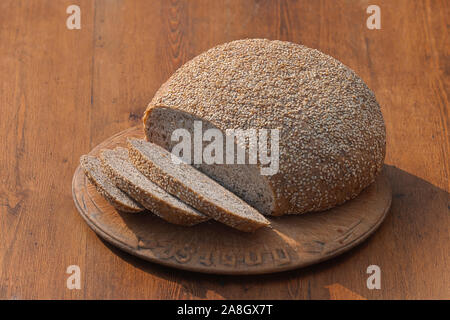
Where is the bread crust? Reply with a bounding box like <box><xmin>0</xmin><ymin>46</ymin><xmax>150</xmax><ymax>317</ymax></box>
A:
<box><xmin>143</xmin><ymin>39</ymin><xmax>386</xmax><ymax>216</ymax></box>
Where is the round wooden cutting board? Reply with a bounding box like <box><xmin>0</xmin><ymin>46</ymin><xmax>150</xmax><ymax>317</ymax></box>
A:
<box><xmin>72</xmin><ymin>126</ymin><xmax>392</xmax><ymax>275</ymax></box>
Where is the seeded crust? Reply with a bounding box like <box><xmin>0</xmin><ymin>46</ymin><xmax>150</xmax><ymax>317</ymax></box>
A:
<box><xmin>127</xmin><ymin>139</ymin><xmax>270</xmax><ymax>232</ymax></box>
<box><xmin>143</xmin><ymin>39</ymin><xmax>386</xmax><ymax>216</ymax></box>
<box><xmin>100</xmin><ymin>147</ymin><xmax>209</xmax><ymax>226</ymax></box>
<box><xmin>79</xmin><ymin>155</ymin><xmax>144</xmax><ymax>213</ymax></box>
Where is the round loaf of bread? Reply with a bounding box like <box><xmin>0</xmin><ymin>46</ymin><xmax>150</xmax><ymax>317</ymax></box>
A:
<box><xmin>143</xmin><ymin>39</ymin><xmax>386</xmax><ymax>216</ymax></box>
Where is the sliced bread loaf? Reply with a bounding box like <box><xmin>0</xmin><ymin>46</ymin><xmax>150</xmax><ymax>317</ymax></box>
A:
<box><xmin>100</xmin><ymin>147</ymin><xmax>208</xmax><ymax>226</ymax></box>
<box><xmin>80</xmin><ymin>155</ymin><xmax>144</xmax><ymax>213</ymax></box>
<box><xmin>144</xmin><ymin>39</ymin><xmax>386</xmax><ymax>216</ymax></box>
<box><xmin>127</xmin><ymin>139</ymin><xmax>270</xmax><ymax>232</ymax></box>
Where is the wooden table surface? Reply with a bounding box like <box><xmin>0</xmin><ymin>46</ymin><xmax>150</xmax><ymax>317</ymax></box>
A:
<box><xmin>0</xmin><ymin>0</ymin><xmax>448</xmax><ymax>300</ymax></box>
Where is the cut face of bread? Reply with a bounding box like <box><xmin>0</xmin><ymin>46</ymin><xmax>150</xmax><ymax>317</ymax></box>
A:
<box><xmin>99</xmin><ymin>147</ymin><xmax>208</xmax><ymax>226</ymax></box>
<box><xmin>144</xmin><ymin>107</ymin><xmax>275</xmax><ymax>216</ymax></box>
<box><xmin>80</xmin><ymin>155</ymin><xmax>144</xmax><ymax>213</ymax></box>
<box><xmin>127</xmin><ymin>138</ymin><xmax>270</xmax><ymax>232</ymax></box>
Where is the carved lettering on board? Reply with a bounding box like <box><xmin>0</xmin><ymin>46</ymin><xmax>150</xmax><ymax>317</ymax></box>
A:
<box><xmin>244</xmin><ymin>251</ymin><xmax>263</xmax><ymax>266</ymax></box>
<box><xmin>271</xmin><ymin>247</ymin><xmax>291</xmax><ymax>265</ymax></box>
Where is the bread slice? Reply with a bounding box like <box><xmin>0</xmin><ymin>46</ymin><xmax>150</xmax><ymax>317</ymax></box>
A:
<box><xmin>100</xmin><ymin>147</ymin><xmax>208</xmax><ymax>226</ymax></box>
<box><xmin>127</xmin><ymin>138</ymin><xmax>270</xmax><ymax>232</ymax></box>
<box><xmin>80</xmin><ymin>155</ymin><xmax>144</xmax><ymax>213</ymax></box>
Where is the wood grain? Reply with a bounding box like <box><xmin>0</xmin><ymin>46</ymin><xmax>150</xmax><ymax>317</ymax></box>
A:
<box><xmin>0</xmin><ymin>0</ymin><xmax>448</xmax><ymax>299</ymax></box>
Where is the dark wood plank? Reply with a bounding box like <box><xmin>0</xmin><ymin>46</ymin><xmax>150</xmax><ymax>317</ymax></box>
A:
<box><xmin>0</xmin><ymin>0</ymin><xmax>95</xmax><ymax>299</ymax></box>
